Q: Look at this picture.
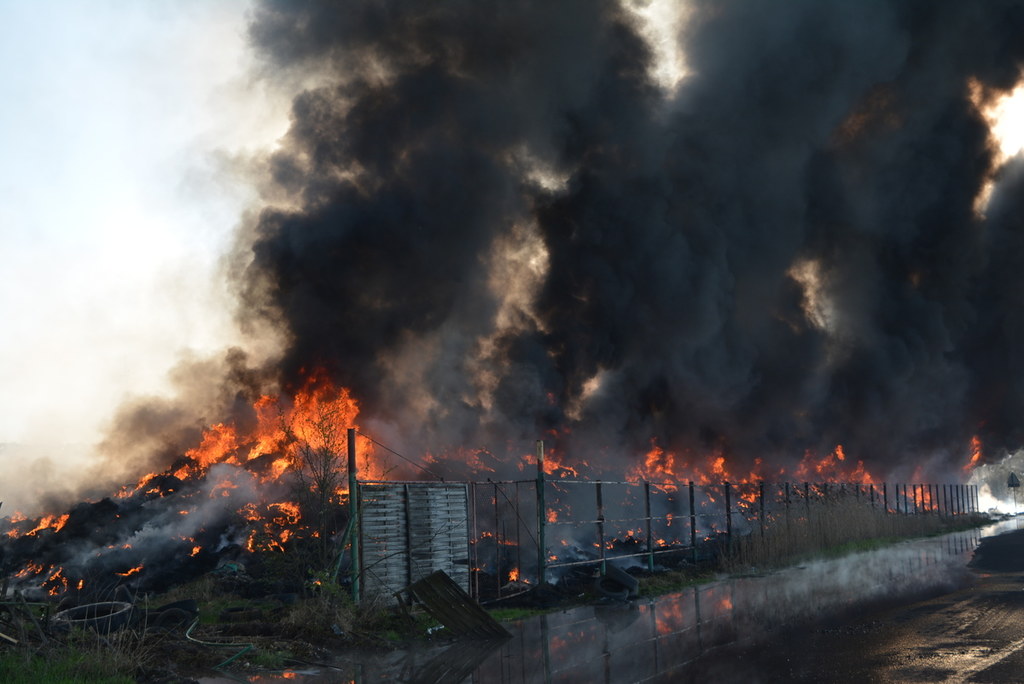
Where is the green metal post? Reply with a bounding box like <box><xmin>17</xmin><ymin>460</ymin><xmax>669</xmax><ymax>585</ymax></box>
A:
<box><xmin>536</xmin><ymin>440</ymin><xmax>547</xmax><ymax>586</ymax></box>
<box><xmin>347</xmin><ymin>428</ymin><xmax>360</xmax><ymax>603</ymax></box>
<box><xmin>645</xmin><ymin>481</ymin><xmax>655</xmax><ymax>572</ymax></box>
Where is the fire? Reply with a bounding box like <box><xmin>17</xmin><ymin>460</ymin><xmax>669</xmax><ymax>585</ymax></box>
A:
<box><xmin>116</xmin><ymin>565</ymin><xmax>144</xmax><ymax>577</ymax></box>
<box><xmin>642</xmin><ymin>440</ymin><xmax>675</xmax><ymax>483</ymax></box>
<box><xmin>508</xmin><ymin>567</ymin><xmax>520</xmax><ymax>582</ymax></box>
<box><xmin>794</xmin><ymin>444</ymin><xmax>875</xmax><ymax>483</ymax></box>
<box><xmin>16</xmin><ymin>561</ymin><xmax>45</xmax><ymax>578</ymax></box>
<box><xmin>532</xmin><ymin>444</ymin><xmax>588</xmax><ymax>478</ymax></box>
<box><xmin>629</xmin><ymin>439</ymin><xmax>876</xmax><ymax>488</ymax></box>
<box><xmin>269</xmin><ymin>501</ymin><xmax>301</xmax><ymax>525</ymax></box>
<box><xmin>25</xmin><ymin>513</ymin><xmax>69</xmax><ymax>536</ymax></box>
<box><xmin>964</xmin><ymin>435</ymin><xmax>983</xmax><ymax>473</ymax></box>
<box><xmin>137</xmin><ymin>372</ymin><xmax>371</xmax><ymax>493</ymax></box>
<box><xmin>210</xmin><ymin>479</ymin><xmax>240</xmax><ymax>498</ymax></box>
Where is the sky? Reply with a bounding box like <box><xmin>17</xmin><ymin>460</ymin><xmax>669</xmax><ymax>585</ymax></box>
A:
<box><xmin>0</xmin><ymin>1</ymin><xmax>287</xmax><ymax>449</ymax></box>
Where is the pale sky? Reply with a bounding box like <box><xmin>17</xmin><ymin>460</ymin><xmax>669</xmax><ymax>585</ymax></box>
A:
<box><xmin>0</xmin><ymin>1</ymin><xmax>288</xmax><ymax>447</ymax></box>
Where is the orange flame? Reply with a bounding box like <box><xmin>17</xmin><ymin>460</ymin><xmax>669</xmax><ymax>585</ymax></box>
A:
<box><xmin>964</xmin><ymin>435</ymin><xmax>982</xmax><ymax>473</ymax></box>
<box><xmin>25</xmin><ymin>513</ymin><xmax>70</xmax><ymax>536</ymax></box>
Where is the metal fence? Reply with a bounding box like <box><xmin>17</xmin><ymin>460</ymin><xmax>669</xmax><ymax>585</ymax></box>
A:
<box><xmin>347</xmin><ymin>433</ymin><xmax>980</xmax><ymax>602</ymax></box>
<box><xmin>466</xmin><ymin>472</ymin><xmax>979</xmax><ymax>601</ymax></box>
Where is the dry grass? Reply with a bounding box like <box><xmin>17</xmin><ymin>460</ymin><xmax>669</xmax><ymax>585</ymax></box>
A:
<box><xmin>723</xmin><ymin>501</ymin><xmax>983</xmax><ymax>572</ymax></box>
<box><xmin>145</xmin><ymin>574</ymin><xmax>217</xmax><ymax>606</ymax></box>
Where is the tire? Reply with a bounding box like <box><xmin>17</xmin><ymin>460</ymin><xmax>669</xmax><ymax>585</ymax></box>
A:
<box><xmin>54</xmin><ymin>601</ymin><xmax>133</xmax><ymax>634</ymax></box>
<box><xmin>594</xmin><ymin>576</ymin><xmax>630</xmax><ymax>601</ymax></box>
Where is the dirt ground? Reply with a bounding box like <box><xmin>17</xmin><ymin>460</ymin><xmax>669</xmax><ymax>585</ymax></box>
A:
<box><xmin>690</xmin><ymin>528</ymin><xmax>1024</xmax><ymax>683</ymax></box>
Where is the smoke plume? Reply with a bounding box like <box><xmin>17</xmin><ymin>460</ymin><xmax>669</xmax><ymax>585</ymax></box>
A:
<box><xmin>222</xmin><ymin>0</ymin><xmax>1024</xmax><ymax>480</ymax></box>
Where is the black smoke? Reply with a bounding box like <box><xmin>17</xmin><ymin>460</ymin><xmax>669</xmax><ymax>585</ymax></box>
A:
<box><xmin>234</xmin><ymin>0</ymin><xmax>1024</xmax><ymax>479</ymax></box>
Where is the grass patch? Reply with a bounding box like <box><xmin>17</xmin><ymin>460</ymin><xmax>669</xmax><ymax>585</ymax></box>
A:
<box><xmin>0</xmin><ymin>647</ymin><xmax>135</xmax><ymax>684</ymax></box>
<box><xmin>0</xmin><ymin>623</ymin><xmax>161</xmax><ymax>684</ymax></box>
<box><xmin>487</xmin><ymin>606</ymin><xmax>548</xmax><ymax>622</ymax></box>
<box><xmin>637</xmin><ymin>569</ymin><xmax>716</xmax><ymax>598</ymax></box>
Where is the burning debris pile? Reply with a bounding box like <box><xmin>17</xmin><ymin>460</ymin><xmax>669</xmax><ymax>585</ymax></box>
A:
<box><xmin>1</xmin><ymin>377</ymin><xmax>373</xmax><ymax>599</ymax></box>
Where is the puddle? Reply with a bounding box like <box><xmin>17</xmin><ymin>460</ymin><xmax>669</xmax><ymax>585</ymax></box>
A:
<box><xmin>200</xmin><ymin>518</ymin><xmax>1020</xmax><ymax>683</ymax></box>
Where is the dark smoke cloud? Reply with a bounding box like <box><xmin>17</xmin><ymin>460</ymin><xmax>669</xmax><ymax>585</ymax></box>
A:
<box><xmin>234</xmin><ymin>0</ymin><xmax>1024</xmax><ymax>479</ymax></box>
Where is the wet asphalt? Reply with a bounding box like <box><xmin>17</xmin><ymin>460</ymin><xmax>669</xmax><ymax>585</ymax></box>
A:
<box><xmin>698</xmin><ymin>527</ymin><xmax>1024</xmax><ymax>683</ymax></box>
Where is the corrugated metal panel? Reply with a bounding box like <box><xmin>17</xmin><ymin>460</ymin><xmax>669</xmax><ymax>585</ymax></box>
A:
<box><xmin>358</xmin><ymin>482</ymin><xmax>470</xmax><ymax>600</ymax></box>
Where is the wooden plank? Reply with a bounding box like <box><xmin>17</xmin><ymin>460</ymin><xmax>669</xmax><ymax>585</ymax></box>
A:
<box><xmin>406</xmin><ymin>570</ymin><xmax>509</xmax><ymax>639</ymax></box>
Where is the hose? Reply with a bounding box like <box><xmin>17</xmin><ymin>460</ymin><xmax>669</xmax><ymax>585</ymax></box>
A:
<box><xmin>184</xmin><ymin>617</ymin><xmax>255</xmax><ymax>670</ymax></box>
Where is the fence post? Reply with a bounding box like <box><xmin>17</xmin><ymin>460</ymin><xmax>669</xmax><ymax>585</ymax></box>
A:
<box><xmin>536</xmin><ymin>440</ymin><xmax>546</xmax><ymax>586</ymax></box>
<box><xmin>596</xmin><ymin>481</ymin><xmax>606</xmax><ymax>575</ymax></box>
<box><xmin>759</xmin><ymin>482</ymin><xmax>766</xmax><ymax>538</ymax></box>
<box><xmin>784</xmin><ymin>482</ymin><xmax>791</xmax><ymax>530</ymax></box>
<box><xmin>645</xmin><ymin>481</ymin><xmax>655</xmax><ymax>572</ymax></box>
<box><xmin>494</xmin><ymin>482</ymin><xmax>501</xmax><ymax>597</ymax></box>
<box><xmin>804</xmin><ymin>482</ymin><xmax>810</xmax><ymax>521</ymax></box>
<box><xmin>883</xmin><ymin>482</ymin><xmax>888</xmax><ymax>513</ymax></box>
<box><xmin>347</xmin><ymin>428</ymin><xmax>360</xmax><ymax>603</ymax></box>
<box><xmin>470</xmin><ymin>481</ymin><xmax>479</xmax><ymax>599</ymax></box>
<box><xmin>689</xmin><ymin>481</ymin><xmax>698</xmax><ymax>565</ymax></box>
<box><xmin>913</xmin><ymin>484</ymin><xmax>919</xmax><ymax>515</ymax></box>
<box><xmin>724</xmin><ymin>482</ymin><xmax>732</xmax><ymax>539</ymax></box>
<box><xmin>870</xmin><ymin>483</ymin><xmax>876</xmax><ymax>509</ymax></box>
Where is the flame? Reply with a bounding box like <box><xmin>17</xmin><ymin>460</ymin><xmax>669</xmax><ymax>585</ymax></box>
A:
<box><xmin>794</xmin><ymin>444</ymin><xmax>875</xmax><ymax>483</ymax></box>
<box><xmin>628</xmin><ymin>438</ymin><xmax>876</xmax><ymax>486</ymax></box>
<box><xmin>24</xmin><ymin>513</ymin><xmax>69</xmax><ymax>536</ymax></box>
<box><xmin>187</xmin><ymin>423</ymin><xmax>240</xmax><ymax>469</ymax></box>
<box><xmin>116</xmin><ymin>565</ymin><xmax>144</xmax><ymax>577</ymax></box>
<box><xmin>964</xmin><ymin>435</ymin><xmax>983</xmax><ymax>473</ymax></box>
<box><xmin>167</xmin><ymin>372</ymin><xmax>370</xmax><ymax>487</ymax></box>
<box><xmin>508</xmin><ymin>567</ymin><xmax>520</xmax><ymax>582</ymax></box>
<box><xmin>16</xmin><ymin>561</ymin><xmax>45</xmax><ymax>578</ymax></box>
<box><xmin>269</xmin><ymin>501</ymin><xmax>301</xmax><ymax>525</ymax></box>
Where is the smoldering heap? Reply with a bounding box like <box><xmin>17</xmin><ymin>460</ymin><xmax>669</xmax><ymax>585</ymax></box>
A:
<box><xmin>230</xmin><ymin>0</ymin><xmax>1024</xmax><ymax>480</ymax></box>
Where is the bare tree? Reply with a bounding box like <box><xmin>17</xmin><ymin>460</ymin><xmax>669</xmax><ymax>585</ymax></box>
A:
<box><xmin>284</xmin><ymin>402</ymin><xmax>347</xmax><ymax>571</ymax></box>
